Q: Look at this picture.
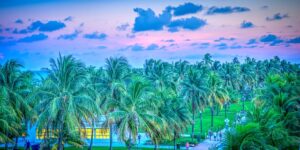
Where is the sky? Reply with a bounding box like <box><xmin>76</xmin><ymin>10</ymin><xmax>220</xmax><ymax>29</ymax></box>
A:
<box><xmin>0</xmin><ymin>0</ymin><xmax>300</xmax><ymax>70</ymax></box>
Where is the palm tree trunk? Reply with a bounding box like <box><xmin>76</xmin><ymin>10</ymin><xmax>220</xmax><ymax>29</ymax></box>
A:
<box><xmin>88</xmin><ymin>119</ymin><xmax>95</xmax><ymax>150</ymax></box>
<box><xmin>210</xmin><ymin>107</ymin><xmax>214</xmax><ymax>127</ymax></box>
<box><xmin>57</xmin><ymin>128</ymin><xmax>64</xmax><ymax>150</ymax></box>
<box><xmin>191</xmin><ymin>99</ymin><xmax>195</xmax><ymax>141</ymax></box>
<box><xmin>58</xmin><ymin>111</ymin><xmax>65</xmax><ymax>150</ymax></box>
<box><xmin>5</xmin><ymin>141</ymin><xmax>8</xmax><ymax>150</ymax></box>
<box><xmin>128</xmin><ymin>132</ymin><xmax>132</xmax><ymax>150</ymax></box>
<box><xmin>200</xmin><ymin>111</ymin><xmax>203</xmax><ymax>137</ymax></box>
<box><xmin>242</xmin><ymin>98</ymin><xmax>245</xmax><ymax>112</ymax></box>
<box><xmin>14</xmin><ymin>136</ymin><xmax>19</xmax><ymax>150</ymax></box>
<box><xmin>173</xmin><ymin>130</ymin><xmax>176</xmax><ymax>150</ymax></box>
<box><xmin>154</xmin><ymin>143</ymin><xmax>158</xmax><ymax>150</ymax></box>
<box><xmin>224</xmin><ymin>104</ymin><xmax>227</xmax><ymax>118</ymax></box>
<box><xmin>109</xmin><ymin>124</ymin><xmax>113</xmax><ymax>150</ymax></box>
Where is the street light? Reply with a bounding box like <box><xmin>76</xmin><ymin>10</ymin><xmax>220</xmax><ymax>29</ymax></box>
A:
<box><xmin>242</xmin><ymin>96</ymin><xmax>245</xmax><ymax>112</ymax></box>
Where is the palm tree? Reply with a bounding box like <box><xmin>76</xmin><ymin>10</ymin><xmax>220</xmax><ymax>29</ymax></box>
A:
<box><xmin>223</xmin><ymin>123</ymin><xmax>266</xmax><ymax>150</ymax></box>
<box><xmin>35</xmin><ymin>54</ymin><xmax>97</xmax><ymax>150</ymax></box>
<box><xmin>0</xmin><ymin>87</ymin><xmax>19</xmax><ymax>146</ymax></box>
<box><xmin>102</xmin><ymin>57</ymin><xmax>130</xmax><ymax>150</ymax></box>
<box><xmin>206</xmin><ymin>72</ymin><xmax>228</xmax><ymax>127</ymax></box>
<box><xmin>85</xmin><ymin>66</ymin><xmax>104</xmax><ymax>150</ymax></box>
<box><xmin>144</xmin><ymin>59</ymin><xmax>172</xmax><ymax>91</ymax></box>
<box><xmin>0</xmin><ymin>60</ymin><xmax>33</xmax><ymax>149</ymax></box>
<box><xmin>203</xmin><ymin>53</ymin><xmax>213</xmax><ymax>68</ymax></box>
<box><xmin>156</xmin><ymin>87</ymin><xmax>191</xmax><ymax>150</ymax></box>
<box><xmin>182</xmin><ymin>69</ymin><xmax>207</xmax><ymax>139</ymax></box>
<box><xmin>109</xmin><ymin>77</ymin><xmax>164</xmax><ymax>150</ymax></box>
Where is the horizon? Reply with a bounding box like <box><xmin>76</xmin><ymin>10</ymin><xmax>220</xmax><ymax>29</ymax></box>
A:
<box><xmin>1</xmin><ymin>0</ymin><xmax>300</xmax><ymax>70</ymax></box>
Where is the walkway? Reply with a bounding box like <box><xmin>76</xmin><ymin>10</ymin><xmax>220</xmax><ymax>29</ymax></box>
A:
<box><xmin>192</xmin><ymin>129</ymin><xmax>225</xmax><ymax>150</ymax></box>
<box><xmin>192</xmin><ymin>139</ymin><xmax>221</xmax><ymax>150</ymax></box>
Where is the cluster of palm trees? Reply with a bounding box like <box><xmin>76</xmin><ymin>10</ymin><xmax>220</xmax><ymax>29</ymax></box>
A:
<box><xmin>222</xmin><ymin>73</ymin><xmax>300</xmax><ymax>149</ymax></box>
<box><xmin>0</xmin><ymin>53</ymin><xmax>299</xmax><ymax>150</ymax></box>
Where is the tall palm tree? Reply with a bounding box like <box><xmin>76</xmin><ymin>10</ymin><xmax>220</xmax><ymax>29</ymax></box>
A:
<box><xmin>206</xmin><ymin>72</ymin><xmax>228</xmax><ymax>127</ymax></box>
<box><xmin>144</xmin><ymin>59</ymin><xmax>172</xmax><ymax>91</ymax></box>
<box><xmin>0</xmin><ymin>60</ymin><xmax>33</xmax><ymax>149</ymax></box>
<box><xmin>85</xmin><ymin>66</ymin><xmax>104</xmax><ymax>150</ymax></box>
<box><xmin>182</xmin><ymin>69</ymin><xmax>207</xmax><ymax>139</ymax></box>
<box><xmin>0</xmin><ymin>87</ymin><xmax>19</xmax><ymax>145</ymax></box>
<box><xmin>102</xmin><ymin>57</ymin><xmax>130</xmax><ymax>150</ymax></box>
<box><xmin>156</xmin><ymin>86</ymin><xmax>191</xmax><ymax>150</ymax></box>
<box><xmin>35</xmin><ymin>54</ymin><xmax>97</xmax><ymax>150</ymax></box>
<box><xmin>109</xmin><ymin>77</ymin><xmax>164</xmax><ymax>150</ymax></box>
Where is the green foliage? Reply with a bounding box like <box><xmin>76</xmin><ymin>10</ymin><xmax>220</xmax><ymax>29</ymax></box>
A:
<box><xmin>1</xmin><ymin>54</ymin><xmax>299</xmax><ymax>150</ymax></box>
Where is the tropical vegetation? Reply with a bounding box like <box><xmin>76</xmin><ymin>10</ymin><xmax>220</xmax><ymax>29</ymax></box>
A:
<box><xmin>0</xmin><ymin>54</ymin><xmax>299</xmax><ymax>150</ymax></box>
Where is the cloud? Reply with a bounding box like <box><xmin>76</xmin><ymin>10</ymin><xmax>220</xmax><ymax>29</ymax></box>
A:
<box><xmin>13</xmin><ymin>28</ymin><xmax>29</xmax><ymax>34</ymax></box>
<box><xmin>247</xmin><ymin>39</ymin><xmax>257</xmax><ymax>45</ymax></box>
<box><xmin>266</xmin><ymin>13</ymin><xmax>289</xmax><ymax>21</ymax></box>
<box><xmin>126</xmin><ymin>33</ymin><xmax>135</xmax><ymax>39</ymax></box>
<box><xmin>230</xmin><ymin>43</ymin><xmax>242</xmax><ymax>49</ymax></box>
<box><xmin>259</xmin><ymin>34</ymin><xmax>283</xmax><ymax>46</ymax></box>
<box><xmin>132</xmin><ymin>5</ymin><xmax>206</xmax><ymax>32</ymax></box>
<box><xmin>133</xmin><ymin>8</ymin><xmax>171</xmax><ymax>32</ymax></box>
<box><xmin>15</xmin><ymin>19</ymin><xmax>23</xmax><ymax>24</ymax></box>
<box><xmin>163</xmin><ymin>39</ymin><xmax>175</xmax><ymax>42</ymax></box>
<box><xmin>83</xmin><ymin>32</ymin><xmax>107</xmax><ymax>40</ymax></box>
<box><xmin>18</xmin><ymin>33</ymin><xmax>48</xmax><ymax>43</ymax></box>
<box><xmin>171</xmin><ymin>2</ymin><xmax>203</xmax><ymax>16</ymax></box>
<box><xmin>191</xmin><ymin>42</ymin><xmax>210</xmax><ymax>49</ymax></box>
<box><xmin>240</xmin><ymin>20</ymin><xmax>254</xmax><ymax>28</ymax></box>
<box><xmin>261</xmin><ymin>5</ymin><xmax>268</xmax><ymax>9</ymax></box>
<box><xmin>12</xmin><ymin>20</ymin><xmax>66</xmax><ymax>34</ymax></box>
<box><xmin>206</xmin><ymin>6</ymin><xmax>250</xmax><ymax>15</ymax></box>
<box><xmin>287</xmin><ymin>36</ymin><xmax>300</xmax><ymax>44</ymax></box>
<box><xmin>122</xmin><ymin>43</ymin><xmax>161</xmax><ymax>51</ymax></box>
<box><xmin>146</xmin><ymin>44</ymin><xmax>159</xmax><ymax>50</ymax></box>
<box><xmin>214</xmin><ymin>43</ymin><xmax>228</xmax><ymax>50</ymax></box>
<box><xmin>214</xmin><ymin>37</ymin><xmax>235</xmax><ymax>42</ymax></box>
<box><xmin>167</xmin><ymin>17</ymin><xmax>206</xmax><ymax>32</ymax></box>
<box><xmin>131</xmin><ymin>44</ymin><xmax>144</xmax><ymax>51</ymax></box>
<box><xmin>58</xmin><ymin>30</ymin><xmax>81</xmax><ymax>40</ymax></box>
<box><xmin>28</xmin><ymin>21</ymin><xmax>66</xmax><ymax>32</ymax></box>
<box><xmin>116</xmin><ymin>23</ymin><xmax>130</xmax><ymax>31</ymax></box>
<box><xmin>64</xmin><ymin>16</ymin><xmax>73</xmax><ymax>22</ymax></box>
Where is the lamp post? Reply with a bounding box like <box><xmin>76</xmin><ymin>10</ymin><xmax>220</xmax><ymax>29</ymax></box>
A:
<box><xmin>242</xmin><ymin>96</ymin><xmax>245</xmax><ymax>112</ymax></box>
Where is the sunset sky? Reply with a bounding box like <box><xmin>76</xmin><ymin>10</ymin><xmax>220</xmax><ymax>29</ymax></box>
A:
<box><xmin>0</xmin><ymin>0</ymin><xmax>300</xmax><ymax>70</ymax></box>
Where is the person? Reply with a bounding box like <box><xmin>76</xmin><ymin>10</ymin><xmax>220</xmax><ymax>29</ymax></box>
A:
<box><xmin>25</xmin><ymin>140</ymin><xmax>31</xmax><ymax>150</ymax></box>
<box><xmin>219</xmin><ymin>131</ymin><xmax>222</xmax><ymax>141</ymax></box>
<box><xmin>185</xmin><ymin>142</ymin><xmax>189</xmax><ymax>150</ymax></box>
<box><xmin>208</xmin><ymin>129</ymin><xmax>212</xmax><ymax>141</ymax></box>
<box><xmin>225</xmin><ymin>118</ymin><xmax>230</xmax><ymax>130</ymax></box>
<box><xmin>213</xmin><ymin>132</ymin><xmax>217</xmax><ymax>141</ymax></box>
<box><xmin>138</xmin><ymin>134</ymin><xmax>141</xmax><ymax>144</ymax></box>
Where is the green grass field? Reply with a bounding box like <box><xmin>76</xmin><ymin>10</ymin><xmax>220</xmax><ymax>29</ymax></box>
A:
<box><xmin>191</xmin><ymin>101</ymin><xmax>252</xmax><ymax>134</ymax></box>
<box><xmin>172</xmin><ymin>101</ymin><xmax>252</xmax><ymax>144</ymax></box>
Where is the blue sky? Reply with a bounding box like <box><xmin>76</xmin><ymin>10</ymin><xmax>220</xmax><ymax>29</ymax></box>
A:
<box><xmin>0</xmin><ymin>0</ymin><xmax>300</xmax><ymax>70</ymax></box>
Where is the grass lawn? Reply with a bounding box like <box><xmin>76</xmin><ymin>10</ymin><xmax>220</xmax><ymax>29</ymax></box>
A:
<box><xmin>173</xmin><ymin>101</ymin><xmax>253</xmax><ymax>144</ymax></box>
